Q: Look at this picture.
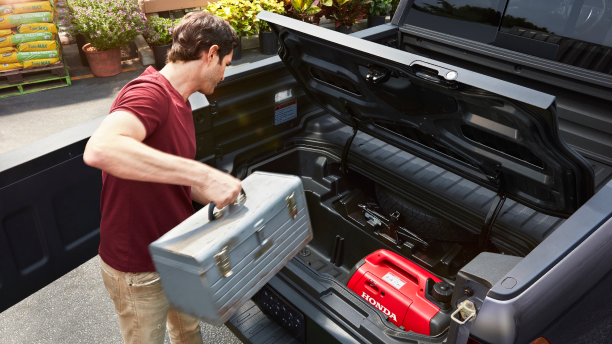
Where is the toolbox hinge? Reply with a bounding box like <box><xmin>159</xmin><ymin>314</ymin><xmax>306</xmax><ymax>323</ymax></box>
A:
<box><xmin>479</xmin><ymin>165</ymin><xmax>506</xmax><ymax>251</ymax></box>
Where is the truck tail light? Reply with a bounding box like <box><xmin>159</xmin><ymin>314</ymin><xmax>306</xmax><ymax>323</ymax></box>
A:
<box><xmin>467</xmin><ymin>338</ymin><xmax>482</xmax><ymax>344</ymax></box>
<box><xmin>531</xmin><ymin>338</ymin><xmax>551</xmax><ymax>344</ymax></box>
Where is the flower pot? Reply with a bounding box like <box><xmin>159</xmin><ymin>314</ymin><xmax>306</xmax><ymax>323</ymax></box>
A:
<box><xmin>232</xmin><ymin>37</ymin><xmax>242</xmax><ymax>61</ymax></box>
<box><xmin>336</xmin><ymin>25</ymin><xmax>353</xmax><ymax>34</ymax></box>
<box><xmin>259</xmin><ymin>31</ymin><xmax>278</xmax><ymax>55</ymax></box>
<box><xmin>75</xmin><ymin>34</ymin><xmax>89</xmax><ymax>67</ymax></box>
<box><xmin>152</xmin><ymin>42</ymin><xmax>171</xmax><ymax>71</ymax></box>
<box><xmin>367</xmin><ymin>15</ymin><xmax>386</xmax><ymax>28</ymax></box>
<box><xmin>82</xmin><ymin>43</ymin><xmax>122</xmax><ymax>77</ymax></box>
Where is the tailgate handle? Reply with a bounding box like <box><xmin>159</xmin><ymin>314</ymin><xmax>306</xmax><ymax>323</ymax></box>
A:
<box><xmin>410</xmin><ymin>61</ymin><xmax>458</xmax><ymax>81</ymax></box>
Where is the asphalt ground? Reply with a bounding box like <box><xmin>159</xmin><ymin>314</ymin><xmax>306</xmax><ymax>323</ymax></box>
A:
<box><xmin>0</xmin><ymin>43</ymin><xmax>270</xmax><ymax>344</ymax></box>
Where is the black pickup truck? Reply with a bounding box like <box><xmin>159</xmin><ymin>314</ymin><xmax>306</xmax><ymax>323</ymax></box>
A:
<box><xmin>3</xmin><ymin>1</ymin><xmax>612</xmax><ymax>343</ymax></box>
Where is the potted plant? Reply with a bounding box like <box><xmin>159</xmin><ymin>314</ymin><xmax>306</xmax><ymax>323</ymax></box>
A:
<box><xmin>143</xmin><ymin>17</ymin><xmax>180</xmax><ymax>70</ymax></box>
<box><xmin>65</xmin><ymin>0</ymin><xmax>147</xmax><ymax>77</ymax></box>
<box><xmin>206</xmin><ymin>0</ymin><xmax>259</xmax><ymax>61</ymax></box>
<box><xmin>323</xmin><ymin>0</ymin><xmax>370</xmax><ymax>34</ymax></box>
<box><xmin>282</xmin><ymin>0</ymin><xmax>327</xmax><ymax>25</ymax></box>
<box><xmin>254</xmin><ymin>0</ymin><xmax>285</xmax><ymax>55</ymax></box>
<box><xmin>366</xmin><ymin>0</ymin><xmax>391</xmax><ymax>28</ymax></box>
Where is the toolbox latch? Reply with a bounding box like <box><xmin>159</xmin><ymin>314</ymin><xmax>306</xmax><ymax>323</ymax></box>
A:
<box><xmin>215</xmin><ymin>246</ymin><xmax>233</xmax><ymax>278</ymax></box>
<box><xmin>286</xmin><ymin>192</ymin><xmax>298</xmax><ymax>219</ymax></box>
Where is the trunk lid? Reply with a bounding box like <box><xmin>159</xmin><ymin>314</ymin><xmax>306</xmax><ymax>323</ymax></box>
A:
<box><xmin>258</xmin><ymin>11</ymin><xmax>594</xmax><ymax>217</ymax></box>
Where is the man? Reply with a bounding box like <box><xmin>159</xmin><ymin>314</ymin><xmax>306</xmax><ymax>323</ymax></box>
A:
<box><xmin>83</xmin><ymin>12</ymin><xmax>242</xmax><ymax>344</ymax></box>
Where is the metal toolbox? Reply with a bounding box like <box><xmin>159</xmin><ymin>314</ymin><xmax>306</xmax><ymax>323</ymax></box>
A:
<box><xmin>149</xmin><ymin>172</ymin><xmax>312</xmax><ymax>326</ymax></box>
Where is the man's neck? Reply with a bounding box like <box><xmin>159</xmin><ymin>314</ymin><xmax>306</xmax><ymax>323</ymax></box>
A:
<box><xmin>159</xmin><ymin>62</ymin><xmax>200</xmax><ymax>102</ymax></box>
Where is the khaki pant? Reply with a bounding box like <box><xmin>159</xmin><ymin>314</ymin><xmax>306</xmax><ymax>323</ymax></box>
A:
<box><xmin>100</xmin><ymin>257</ymin><xmax>204</xmax><ymax>344</ymax></box>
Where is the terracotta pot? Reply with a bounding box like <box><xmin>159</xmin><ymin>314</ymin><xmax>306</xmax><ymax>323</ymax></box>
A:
<box><xmin>82</xmin><ymin>43</ymin><xmax>122</xmax><ymax>77</ymax></box>
<box><xmin>152</xmin><ymin>42</ymin><xmax>171</xmax><ymax>71</ymax></box>
<box><xmin>336</xmin><ymin>25</ymin><xmax>353</xmax><ymax>34</ymax></box>
<box><xmin>367</xmin><ymin>15</ymin><xmax>386</xmax><ymax>28</ymax></box>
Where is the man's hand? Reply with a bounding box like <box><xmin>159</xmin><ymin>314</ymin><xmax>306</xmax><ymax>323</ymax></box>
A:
<box><xmin>192</xmin><ymin>169</ymin><xmax>241</xmax><ymax>209</ymax></box>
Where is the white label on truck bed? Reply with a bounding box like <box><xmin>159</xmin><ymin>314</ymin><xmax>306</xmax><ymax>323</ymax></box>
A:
<box><xmin>382</xmin><ymin>272</ymin><xmax>406</xmax><ymax>290</ymax></box>
<box><xmin>274</xmin><ymin>99</ymin><xmax>297</xmax><ymax>125</ymax></box>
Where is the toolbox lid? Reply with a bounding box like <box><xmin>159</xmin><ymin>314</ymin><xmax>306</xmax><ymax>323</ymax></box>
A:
<box><xmin>258</xmin><ymin>11</ymin><xmax>594</xmax><ymax>217</ymax></box>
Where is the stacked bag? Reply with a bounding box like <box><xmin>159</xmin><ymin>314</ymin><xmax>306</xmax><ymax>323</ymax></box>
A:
<box><xmin>0</xmin><ymin>0</ymin><xmax>60</xmax><ymax>72</ymax></box>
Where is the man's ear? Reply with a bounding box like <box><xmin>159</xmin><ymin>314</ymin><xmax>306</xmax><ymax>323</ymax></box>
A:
<box><xmin>207</xmin><ymin>45</ymin><xmax>220</xmax><ymax>66</ymax></box>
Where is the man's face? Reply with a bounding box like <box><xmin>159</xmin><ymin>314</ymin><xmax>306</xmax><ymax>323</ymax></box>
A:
<box><xmin>199</xmin><ymin>47</ymin><xmax>232</xmax><ymax>95</ymax></box>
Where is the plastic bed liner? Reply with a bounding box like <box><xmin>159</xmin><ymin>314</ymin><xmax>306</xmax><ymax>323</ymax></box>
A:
<box><xmin>284</xmin><ymin>114</ymin><xmax>612</xmax><ymax>255</ymax></box>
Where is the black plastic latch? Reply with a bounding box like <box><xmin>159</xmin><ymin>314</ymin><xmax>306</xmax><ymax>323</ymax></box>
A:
<box><xmin>365</xmin><ymin>66</ymin><xmax>391</xmax><ymax>84</ymax></box>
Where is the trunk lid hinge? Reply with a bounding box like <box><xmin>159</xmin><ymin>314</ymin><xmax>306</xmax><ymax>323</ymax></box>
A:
<box><xmin>479</xmin><ymin>165</ymin><xmax>506</xmax><ymax>251</ymax></box>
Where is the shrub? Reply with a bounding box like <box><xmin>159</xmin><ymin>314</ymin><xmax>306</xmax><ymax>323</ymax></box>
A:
<box><xmin>143</xmin><ymin>17</ymin><xmax>180</xmax><ymax>46</ymax></box>
<box><xmin>323</xmin><ymin>0</ymin><xmax>370</xmax><ymax>27</ymax></box>
<box><xmin>282</xmin><ymin>0</ymin><xmax>326</xmax><ymax>25</ymax></box>
<box><xmin>254</xmin><ymin>0</ymin><xmax>285</xmax><ymax>32</ymax></box>
<box><xmin>63</xmin><ymin>0</ymin><xmax>147</xmax><ymax>51</ymax></box>
<box><xmin>368</xmin><ymin>0</ymin><xmax>391</xmax><ymax>16</ymax></box>
<box><xmin>205</xmin><ymin>0</ymin><xmax>260</xmax><ymax>37</ymax></box>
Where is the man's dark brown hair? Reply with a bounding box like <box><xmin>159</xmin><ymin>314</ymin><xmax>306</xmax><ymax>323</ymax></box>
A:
<box><xmin>167</xmin><ymin>12</ymin><xmax>239</xmax><ymax>64</ymax></box>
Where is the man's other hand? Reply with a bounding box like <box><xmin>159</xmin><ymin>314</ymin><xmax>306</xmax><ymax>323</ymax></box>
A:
<box><xmin>196</xmin><ymin>169</ymin><xmax>242</xmax><ymax>209</ymax></box>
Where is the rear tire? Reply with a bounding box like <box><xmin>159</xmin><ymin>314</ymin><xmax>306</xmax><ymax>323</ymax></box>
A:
<box><xmin>375</xmin><ymin>184</ymin><xmax>476</xmax><ymax>242</ymax></box>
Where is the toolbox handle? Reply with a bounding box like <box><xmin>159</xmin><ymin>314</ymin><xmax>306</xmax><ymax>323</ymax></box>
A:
<box><xmin>208</xmin><ymin>188</ymin><xmax>247</xmax><ymax>221</ymax></box>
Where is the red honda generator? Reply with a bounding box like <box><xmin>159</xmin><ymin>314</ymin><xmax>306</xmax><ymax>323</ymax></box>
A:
<box><xmin>347</xmin><ymin>250</ymin><xmax>454</xmax><ymax>335</ymax></box>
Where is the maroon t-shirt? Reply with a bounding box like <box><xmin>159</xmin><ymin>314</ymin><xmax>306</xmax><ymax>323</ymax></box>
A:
<box><xmin>99</xmin><ymin>66</ymin><xmax>196</xmax><ymax>272</ymax></box>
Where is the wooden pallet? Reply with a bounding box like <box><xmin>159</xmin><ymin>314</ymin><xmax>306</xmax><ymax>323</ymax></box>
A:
<box><xmin>0</xmin><ymin>62</ymin><xmax>71</xmax><ymax>99</ymax></box>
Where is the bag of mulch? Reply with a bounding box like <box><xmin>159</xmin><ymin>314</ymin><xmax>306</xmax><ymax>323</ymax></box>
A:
<box><xmin>22</xmin><ymin>56</ymin><xmax>58</xmax><ymax>68</ymax></box>
<box><xmin>17</xmin><ymin>48</ymin><xmax>56</xmax><ymax>60</ymax></box>
<box><xmin>0</xmin><ymin>0</ymin><xmax>44</xmax><ymax>5</ymax></box>
<box><xmin>0</xmin><ymin>61</ymin><xmax>21</xmax><ymax>70</ymax></box>
<box><xmin>16</xmin><ymin>39</ymin><xmax>55</xmax><ymax>51</ymax></box>
<box><xmin>0</xmin><ymin>32</ymin><xmax>53</xmax><ymax>47</ymax></box>
<box><xmin>16</xmin><ymin>22</ymin><xmax>56</xmax><ymax>34</ymax></box>
<box><xmin>0</xmin><ymin>4</ymin><xmax>11</xmax><ymax>14</ymax></box>
<box><xmin>13</xmin><ymin>1</ymin><xmax>53</xmax><ymax>14</ymax></box>
<box><xmin>0</xmin><ymin>12</ymin><xmax>53</xmax><ymax>29</ymax></box>
<box><xmin>0</xmin><ymin>45</ymin><xmax>14</xmax><ymax>53</ymax></box>
<box><xmin>0</xmin><ymin>50</ymin><xmax>16</xmax><ymax>62</ymax></box>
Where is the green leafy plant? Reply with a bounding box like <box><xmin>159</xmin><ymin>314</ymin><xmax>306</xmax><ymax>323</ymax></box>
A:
<box><xmin>367</xmin><ymin>0</ymin><xmax>391</xmax><ymax>16</ymax></box>
<box><xmin>142</xmin><ymin>17</ymin><xmax>180</xmax><ymax>46</ymax></box>
<box><xmin>62</xmin><ymin>0</ymin><xmax>147</xmax><ymax>51</ymax></box>
<box><xmin>205</xmin><ymin>0</ymin><xmax>260</xmax><ymax>37</ymax></box>
<box><xmin>254</xmin><ymin>0</ymin><xmax>286</xmax><ymax>32</ymax></box>
<box><xmin>323</xmin><ymin>0</ymin><xmax>370</xmax><ymax>27</ymax></box>
<box><xmin>283</xmin><ymin>0</ymin><xmax>329</xmax><ymax>25</ymax></box>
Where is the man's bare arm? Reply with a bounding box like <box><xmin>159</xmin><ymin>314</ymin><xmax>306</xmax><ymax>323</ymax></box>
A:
<box><xmin>191</xmin><ymin>186</ymin><xmax>211</xmax><ymax>206</ymax></box>
<box><xmin>83</xmin><ymin>111</ymin><xmax>241</xmax><ymax>208</ymax></box>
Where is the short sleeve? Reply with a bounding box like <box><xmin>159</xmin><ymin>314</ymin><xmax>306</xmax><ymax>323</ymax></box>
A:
<box><xmin>110</xmin><ymin>82</ymin><xmax>170</xmax><ymax>139</ymax></box>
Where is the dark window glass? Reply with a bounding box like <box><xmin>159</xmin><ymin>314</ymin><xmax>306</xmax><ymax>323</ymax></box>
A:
<box><xmin>405</xmin><ymin>0</ymin><xmax>508</xmax><ymax>43</ymax></box>
<box><xmin>500</xmin><ymin>0</ymin><xmax>612</xmax><ymax>74</ymax></box>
